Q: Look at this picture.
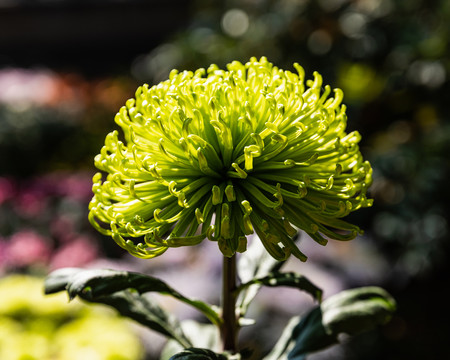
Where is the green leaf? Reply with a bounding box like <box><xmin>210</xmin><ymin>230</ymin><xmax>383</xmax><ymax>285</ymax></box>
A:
<box><xmin>95</xmin><ymin>289</ymin><xmax>193</xmax><ymax>348</ymax></box>
<box><xmin>45</xmin><ymin>267</ymin><xmax>221</xmax><ymax>327</ymax></box>
<box><xmin>262</xmin><ymin>316</ymin><xmax>303</xmax><ymax>360</ymax></box>
<box><xmin>45</xmin><ymin>267</ymin><xmax>191</xmax><ymax>347</ymax></box>
<box><xmin>320</xmin><ymin>286</ymin><xmax>397</xmax><ymax>336</ymax></box>
<box><xmin>286</xmin><ymin>307</ymin><xmax>334</xmax><ymax>359</ymax></box>
<box><xmin>236</xmin><ymin>272</ymin><xmax>322</xmax><ymax>303</ymax></box>
<box><xmin>161</xmin><ymin>320</ymin><xmax>221</xmax><ymax>360</ymax></box>
<box><xmin>236</xmin><ymin>237</ymin><xmax>286</xmax><ymax>317</ymax></box>
<box><xmin>169</xmin><ymin>348</ymin><xmax>228</xmax><ymax>360</ymax></box>
<box><xmin>263</xmin><ymin>286</ymin><xmax>396</xmax><ymax>360</ymax></box>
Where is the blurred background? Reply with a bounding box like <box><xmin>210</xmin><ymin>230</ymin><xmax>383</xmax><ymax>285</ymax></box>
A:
<box><xmin>0</xmin><ymin>0</ymin><xmax>449</xmax><ymax>359</ymax></box>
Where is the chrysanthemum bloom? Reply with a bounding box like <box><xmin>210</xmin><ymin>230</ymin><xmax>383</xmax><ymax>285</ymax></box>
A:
<box><xmin>89</xmin><ymin>57</ymin><xmax>372</xmax><ymax>261</ymax></box>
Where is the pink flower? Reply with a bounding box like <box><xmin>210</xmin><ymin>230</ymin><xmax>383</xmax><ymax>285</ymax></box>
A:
<box><xmin>50</xmin><ymin>236</ymin><xmax>99</xmax><ymax>270</ymax></box>
<box><xmin>56</xmin><ymin>173</ymin><xmax>93</xmax><ymax>202</ymax></box>
<box><xmin>50</xmin><ymin>216</ymin><xmax>76</xmax><ymax>243</ymax></box>
<box><xmin>6</xmin><ymin>230</ymin><xmax>51</xmax><ymax>267</ymax></box>
<box><xmin>0</xmin><ymin>177</ymin><xmax>15</xmax><ymax>204</ymax></box>
<box><xmin>15</xmin><ymin>189</ymin><xmax>48</xmax><ymax>217</ymax></box>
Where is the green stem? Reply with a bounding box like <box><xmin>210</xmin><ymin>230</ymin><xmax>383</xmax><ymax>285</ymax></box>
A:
<box><xmin>221</xmin><ymin>254</ymin><xmax>238</xmax><ymax>353</ymax></box>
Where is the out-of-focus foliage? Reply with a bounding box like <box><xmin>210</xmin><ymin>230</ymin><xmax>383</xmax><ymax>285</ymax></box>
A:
<box><xmin>133</xmin><ymin>0</ymin><xmax>449</xmax><ymax>89</ymax></box>
<box><xmin>0</xmin><ymin>274</ymin><xmax>144</xmax><ymax>360</ymax></box>
<box><xmin>0</xmin><ymin>68</ymin><xmax>137</xmax><ymax>175</ymax></box>
<box><xmin>367</xmin><ymin>117</ymin><xmax>450</xmax><ymax>281</ymax></box>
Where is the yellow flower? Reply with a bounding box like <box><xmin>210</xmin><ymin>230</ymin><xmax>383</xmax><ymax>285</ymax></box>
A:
<box><xmin>89</xmin><ymin>57</ymin><xmax>372</xmax><ymax>261</ymax></box>
<box><xmin>0</xmin><ymin>275</ymin><xmax>143</xmax><ymax>360</ymax></box>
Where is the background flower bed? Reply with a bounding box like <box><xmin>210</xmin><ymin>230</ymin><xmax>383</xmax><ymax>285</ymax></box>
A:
<box><xmin>0</xmin><ymin>0</ymin><xmax>449</xmax><ymax>359</ymax></box>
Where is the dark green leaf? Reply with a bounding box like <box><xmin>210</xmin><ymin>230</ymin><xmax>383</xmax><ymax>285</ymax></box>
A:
<box><xmin>43</xmin><ymin>267</ymin><xmax>82</xmax><ymax>293</ymax></box>
<box><xmin>236</xmin><ymin>272</ymin><xmax>322</xmax><ymax>303</ymax></box>
<box><xmin>262</xmin><ymin>315</ymin><xmax>302</xmax><ymax>360</ymax></box>
<box><xmin>264</xmin><ymin>307</ymin><xmax>334</xmax><ymax>360</ymax></box>
<box><xmin>169</xmin><ymin>348</ymin><xmax>227</xmax><ymax>360</ymax></box>
<box><xmin>93</xmin><ymin>289</ymin><xmax>192</xmax><ymax>348</ymax></box>
<box><xmin>321</xmin><ymin>286</ymin><xmax>397</xmax><ymax>336</ymax></box>
<box><xmin>45</xmin><ymin>267</ymin><xmax>191</xmax><ymax>347</ymax></box>
<box><xmin>45</xmin><ymin>267</ymin><xmax>221</xmax><ymax>326</ymax></box>
<box><xmin>263</xmin><ymin>286</ymin><xmax>396</xmax><ymax>360</ymax></box>
<box><xmin>287</xmin><ymin>307</ymin><xmax>334</xmax><ymax>359</ymax></box>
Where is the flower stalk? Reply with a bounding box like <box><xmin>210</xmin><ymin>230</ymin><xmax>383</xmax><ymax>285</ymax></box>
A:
<box><xmin>221</xmin><ymin>254</ymin><xmax>238</xmax><ymax>353</ymax></box>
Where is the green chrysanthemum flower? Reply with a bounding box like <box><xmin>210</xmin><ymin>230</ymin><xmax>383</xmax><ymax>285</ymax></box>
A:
<box><xmin>89</xmin><ymin>57</ymin><xmax>372</xmax><ymax>261</ymax></box>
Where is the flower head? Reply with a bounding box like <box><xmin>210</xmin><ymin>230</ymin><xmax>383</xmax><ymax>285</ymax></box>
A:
<box><xmin>89</xmin><ymin>57</ymin><xmax>372</xmax><ymax>261</ymax></box>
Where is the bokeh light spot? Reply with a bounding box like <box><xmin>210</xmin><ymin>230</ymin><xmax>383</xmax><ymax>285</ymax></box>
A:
<box><xmin>387</xmin><ymin>120</ymin><xmax>412</xmax><ymax>144</ymax></box>
<box><xmin>307</xmin><ymin>29</ymin><xmax>332</xmax><ymax>55</ymax></box>
<box><xmin>221</xmin><ymin>9</ymin><xmax>249</xmax><ymax>37</ymax></box>
<box><xmin>423</xmin><ymin>214</ymin><xmax>447</xmax><ymax>240</ymax></box>
<box><xmin>407</xmin><ymin>60</ymin><xmax>446</xmax><ymax>89</ymax></box>
<box><xmin>339</xmin><ymin>12</ymin><xmax>367</xmax><ymax>38</ymax></box>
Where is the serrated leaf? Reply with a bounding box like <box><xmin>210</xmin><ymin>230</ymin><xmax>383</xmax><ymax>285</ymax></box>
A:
<box><xmin>169</xmin><ymin>348</ymin><xmax>228</xmax><ymax>360</ymax></box>
<box><xmin>236</xmin><ymin>272</ymin><xmax>322</xmax><ymax>303</ymax></box>
<box><xmin>45</xmin><ymin>268</ymin><xmax>221</xmax><ymax>326</ymax></box>
<box><xmin>263</xmin><ymin>286</ymin><xmax>396</xmax><ymax>360</ymax></box>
